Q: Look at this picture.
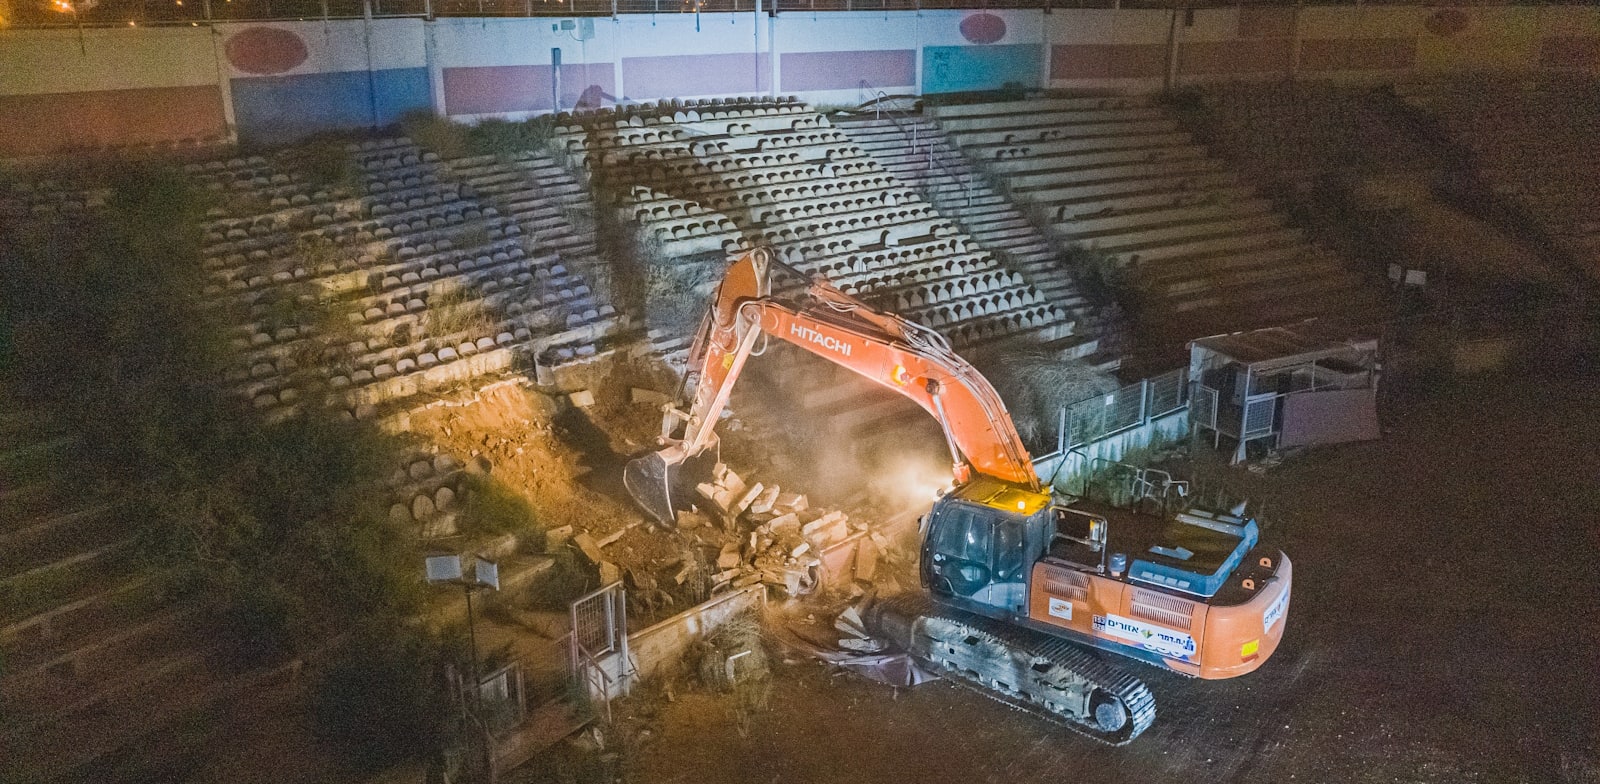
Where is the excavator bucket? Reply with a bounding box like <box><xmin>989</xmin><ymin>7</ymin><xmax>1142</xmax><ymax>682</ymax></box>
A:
<box><xmin>623</xmin><ymin>449</ymin><xmax>716</xmax><ymax>527</ymax></box>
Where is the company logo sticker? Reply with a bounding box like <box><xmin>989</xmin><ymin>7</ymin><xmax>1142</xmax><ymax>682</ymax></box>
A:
<box><xmin>1093</xmin><ymin>613</ymin><xmax>1197</xmax><ymax>662</ymax></box>
<box><xmin>1264</xmin><ymin>588</ymin><xmax>1289</xmax><ymax>633</ymax></box>
<box><xmin>1047</xmin><ymin>597</ymin><xmax>1073</xmax><ymax>621</ymax></box>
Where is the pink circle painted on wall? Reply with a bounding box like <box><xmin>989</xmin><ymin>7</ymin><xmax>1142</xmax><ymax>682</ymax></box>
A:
<box><xmin>960</xmin><ymin>13</ymin><xmax>1006</xmax><ymax>45</ymax></box>
<box><xmin>1425</xmin><ymin>9</ymin><xmax>1470</xmax><ymax>38</ymax></box>
<box><xmin>226</xmin><ymin>27</ymin><xmax>309</xmax><ymax>75</ymax></box>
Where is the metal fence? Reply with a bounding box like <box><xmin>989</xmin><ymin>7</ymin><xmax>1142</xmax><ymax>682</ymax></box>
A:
<box><xmin>1060</xmin><ymin>368</ymin><xmax>1187</xmax><ymax>451</ymax></box>
<box><xmin>7</xmin><ymin>0</ymin><xmax>1548</xmax><ymax>27</ymax></box>
<box><xmin>567</xmin><ymin>580</ymin><xmax>627</xmax><ymax>721</ymax></box>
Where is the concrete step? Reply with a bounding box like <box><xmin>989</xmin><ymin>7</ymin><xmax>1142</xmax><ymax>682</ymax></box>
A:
<box><xmin>0</xmin><ymin>506</ymin><xmax>122</xmax><ymax>575</ymax></box>
<box><xmin>1061</xmin><ymin>214</ymin><xmax>1288</xmax><ymax>256</ymax></box>
<box><xmin>1021</xmin><ymin>171</ymin><xmax>1244</xmax><ymax>210</ymax></box>
<box><xmin>929</xmin><ymin>95</ymin><xmax>1157</xmax><ymax>120</ymax></box>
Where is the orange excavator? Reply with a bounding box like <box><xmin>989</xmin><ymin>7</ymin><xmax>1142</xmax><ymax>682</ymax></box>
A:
<box><xmin>626</xmin><ymin>249</ymin><xmax>1291</xmax><ymax>744</ymax></box>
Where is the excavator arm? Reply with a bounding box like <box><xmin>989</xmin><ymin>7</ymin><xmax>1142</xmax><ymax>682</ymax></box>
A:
<box><xmin>625</xmin><ymin>248</ymin><xmax>1038</xmax><ymax>525</ymax></box>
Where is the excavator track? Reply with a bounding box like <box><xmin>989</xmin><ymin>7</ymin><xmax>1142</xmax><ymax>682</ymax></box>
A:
<box><xmin>866</xmin><ymin>595</ymin><xmax>1156</xmax><ymax>745</ymax></box>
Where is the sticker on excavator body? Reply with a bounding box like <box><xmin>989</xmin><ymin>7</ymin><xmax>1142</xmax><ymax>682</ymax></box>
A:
<box><xmin>1047</xmin><ymin>597</ymin><xmax>1074</xmax><ymax>620</ymax></box>
<box><xmin>1093</xmin><ymin>613</ymin><xmax>1197</xmax><ymax>662</ymax></box>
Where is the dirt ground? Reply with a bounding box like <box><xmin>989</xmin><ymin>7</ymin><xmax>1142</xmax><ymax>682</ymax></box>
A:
<box><xmin>552</xmin><ymin>374</ymin><xmax>1600</xmax><ymax>784</ymax></box>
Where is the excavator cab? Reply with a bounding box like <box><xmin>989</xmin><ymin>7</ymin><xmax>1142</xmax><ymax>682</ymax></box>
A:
<box><xmin>921</xmin><ymin>477</ymin><xmax>1054</xmax><ymax>619</ymax></box>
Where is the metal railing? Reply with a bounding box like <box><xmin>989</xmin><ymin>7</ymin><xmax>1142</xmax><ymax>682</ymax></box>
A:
<box><xmin>1060</xmin><ymin>368</ymin><xmax>1188</xmax><ymax>451</ymax></box>
<box><xmin>858</xmin><ymin>80</ymin><xmax>972</xmax><ymax>210</ymax></box>
<box><xmin>566</xmin><ymin>581</ymin><xmax>628</xmax><ymax>722</ymax></box>
<box><xmin>8</xmin><ymin>0</ymin><xmax>1577</xmax><ymax>27</ymax></box>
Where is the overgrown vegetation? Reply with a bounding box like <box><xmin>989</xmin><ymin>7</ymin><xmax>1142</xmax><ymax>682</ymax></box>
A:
<box><xmin>400</xmin><ymin>110</ymin><xmax>558</xmax><ymax>160</ymax></box>
<box><xmin>0</xmin><ymin>165</ymin><xmax>447</xmax><ymax>768</ymax></box>
<box><xmin>301</xmin><ymin>138</ymin><xmax>365</xmax><ymax>192</ymax></box>
<box><xmin>423</xmin><ymin>282</ymin><xmax>496</xmax><ymax>341</ymax></box>
<box><xmin>976</xmin><ymin>344</ymin><xmax>1118</xmax><ymax>451</ymax></box>
<box><xmin>1067</xmin><ymin>243</ymin><xmax>1138</xmax><ymax>310</ymax></box>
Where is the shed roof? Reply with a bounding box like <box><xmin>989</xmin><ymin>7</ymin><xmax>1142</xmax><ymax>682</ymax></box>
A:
<box><xmin>1190</xmin><ymin>319</ymin><xmax>1377</xmax><ymax>368</ymax></box>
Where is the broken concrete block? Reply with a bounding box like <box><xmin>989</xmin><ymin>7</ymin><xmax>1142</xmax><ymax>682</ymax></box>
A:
<box><xmin>717</xmin><ymin>543</ymin><xmax>743</xmax><ymax>570</ymax></box>
<box><xmin>571</xmin><ymin>532</ymin><xmax>604</xmax><ymax>564</ymax></box>
<box><xmin>599</xmin><ymin>561</ymin><xmax>622</xmax><ymax>585</ymax></box>
<box><xmin>789</xmin><ymin>541</ymin><xmax>811</xmax><ymax>559</ymax></box>
<box><xmin>854</xmin><ymin>538</ymin><xmax>879</xmax><ymax>582</ymax></box>
<box><xmin>766</xmin><ymin>512</ymin><xmax>800</xmax><ymax>535</ymax></box>
<box><xmin>733</xmin><ymin>572</ymin><xmax>765</xmax><ymax>589</ymax></box>
<box><xmin>631</xmin><ymin>387</ymin><xmax>670</xmax><ymax>406</ymax></box>
<box><xmin>568</xmin><ymin>389</ymin><xmax>596</xmax><ymax>407</ymax></box>
<box><xmin>717</xmin><ymin>469</ymin><xmax>747</xmax><ymax>501</ymax></box>
<box><xmin>545</xmin><ymin>525</ymin><xmax>574</xmax><ymax>551</ymax></box>
<box><xmin>774</xmin><ymin>492</ymin><xmax>808</xmax><ymax>513</ymax></box>
<box><xmin>749</xmin><ymin>485</ymin><xmax>780</xmax><ymax>515</ymax></box>
<box><xmin>596</xmin><ymin>522</ymin><xmax>636</xmax><ymax>548</ymax></box>
<box><xmin>673</xmin><ymin>562</ymin><xmax>697</xmax><ymax>585</ymax></box>
<box><xmin>802</xmin><ymin>511</ymin><xmax>847</xmax><ymax>536</ymax></box>
<box><xmin>713</xmin><ymin>568</ymin><xmax>743</xmax><ymax>583</ymax></box>
<box><xmin>834</xmin><ymin>606</ymin><xmax>869</xmax><ymax>639</ymax></box>
<box><xmin>732</xmin><ymin>482</ymin><xmax>765</xmax><ymax>516</ymax></box>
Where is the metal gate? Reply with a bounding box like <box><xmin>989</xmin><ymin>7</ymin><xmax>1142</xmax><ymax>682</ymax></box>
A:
<box><xmin>568</xmin><ymin>581</ymin><xmax>628</xmax><ymax>720</ymax></box>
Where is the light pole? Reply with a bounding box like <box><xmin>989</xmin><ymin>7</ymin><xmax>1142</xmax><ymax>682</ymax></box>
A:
<box><xmin>425</xmin><ymin>554</ymin><xmax>501</xmax><ymax>712</ymax></box>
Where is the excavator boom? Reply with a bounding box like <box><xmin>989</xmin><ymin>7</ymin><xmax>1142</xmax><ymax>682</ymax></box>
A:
<box><xmin>625</xmin><ymin>249</ymin><xmax>1037</xmax><ymax>525</ymax></box>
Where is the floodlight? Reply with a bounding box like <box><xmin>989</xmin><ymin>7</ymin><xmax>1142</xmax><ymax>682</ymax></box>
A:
<box><xmin>425</xmin><ymin>554</ymin><xmax>463</xmax><ymax>583</ymax></box>
<box><xmin>474</xmin><ymin>558</ymin><xmax>500</xmax><ymax>591</ymax></box>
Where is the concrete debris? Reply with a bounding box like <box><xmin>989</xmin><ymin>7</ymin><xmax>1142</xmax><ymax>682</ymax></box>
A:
<box><xmin>685</xmin><ymin>463</ymin><xmax>889</xmax><ymax>600</ymax></box>
<box><xmin>853</xmin><ymin>538</ymin><xmax>879</xmax><ymax>582</ymax></box>
<box><xmin>834</xmin><ymin>606</ymin><xmax>869</xmax><ymax>639</ymax></box>
<box><xmin>672</xmin><ymin>561</ymin><xmax>697</xmax><ymax>585</ymax></box>
<box><xmin>749</xmin><ymin>485</ymin><xmax>780</xmax><ymax>515</ymax></box>
<box><xmin>596</xmin><ymin>522</ymin><xmax>637</xmax><ymax>548</ymax></box>
<box><xmin>568</xmin><ymin>389</ymin><xmax>596</xmax><ymax>408</ymax></box>
<box><xmin>774</xmin><ymin>492</ymin><xmax>808</xmax><ymax>513</ymax></box>
<box><xmin>732</xmin><ymin>482</ymin><xmax>765</xmax><ymax>516</ymax></box>
<box><xmin>571</xmin><ymin>532</ymin><xmax>605</xmax><ymax>564</ymax></box>
<box><xmin>599</xmin><ymin>561</ymin><xmax>622</xmax><ymax>586</ymax></box>
<box><xmin>838</xmin><ymin>636</ymin><xmax>888</xmax><ymax>653</ymax></box>
<box><xmin>545</xmin><ymin>525</ymin><xmax>575</xmax><ymax>551</ymax></box>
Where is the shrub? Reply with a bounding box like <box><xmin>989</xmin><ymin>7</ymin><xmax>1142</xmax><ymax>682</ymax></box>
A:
<box><xmin>975</xmin><ymin>345</ymin><xmax>1118</xmax><ymax>451</ymax></box>
<box><xmin>301</xmin><ymin>139</ymin><xmax>363</xmax><ymax>192</ymax></box>
<box><xmin>400</xmin><ymin>110</ymin><xmax>469</xmax><ymax>160</ymax></box>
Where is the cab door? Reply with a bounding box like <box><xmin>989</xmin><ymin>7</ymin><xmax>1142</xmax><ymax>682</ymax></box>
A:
<box><xmin>923</xmin><ymin>503</ymin><xmax>1029</xmax><ymax>618</ymax></box>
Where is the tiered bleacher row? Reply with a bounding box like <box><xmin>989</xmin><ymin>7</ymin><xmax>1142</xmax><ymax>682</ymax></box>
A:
<box><xmin>0</xmin><ymin>137</ymin><xmax>621</xmax><ymax>779</ymax></box>
<box><xmin>836</xmin><ymin>112</ymin><xmax>1113</xmax><ymax>360</ymax></box>
<box><xmin>190</xmin><ymin>137</ymin><xmax>621</xmax><ymax>420</ymax></box>
<box><xmin>1396</xmin><ymin>78</ymin><xmax>1600</xmax><ymax>282</ymax></box>
<box><xmin>1188</xmin><ymin>82</ymin><xmax>1446</xmax><ymax>185</ymax></box>
<box><xmin>0</xmin><ymin>423</ymin><xmax>230</xmax><ymax>779</ymax></box>
<box><xmin>930</xmin><ymin>96</ymin><xmax>1384</xmax><ymax>347</ymax></box>
<box><xmin>548</xmin><ymin>95</ymin><xmax>1092</xmax><ymax>353</ymax></box>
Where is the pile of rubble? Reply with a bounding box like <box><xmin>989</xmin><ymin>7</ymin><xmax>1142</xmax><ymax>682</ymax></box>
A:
<box><xmin>695</xmin><ymin>463</ymin><xmax>885</xmax><ymax>599</ymax></box>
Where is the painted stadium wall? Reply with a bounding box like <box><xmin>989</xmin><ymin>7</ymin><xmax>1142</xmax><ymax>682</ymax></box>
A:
<box><xmin>2</xmin><ymin>5</ymin><xmax>1598</xmax><ymax>155</ymax></box>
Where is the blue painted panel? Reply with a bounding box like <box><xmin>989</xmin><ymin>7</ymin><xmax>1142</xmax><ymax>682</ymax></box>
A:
<box><xmin>922</xmin><ymin>44</ymin><xmax>1042</xmax><ymax>94</ymax></box>
<box><xmin>232</xmin><ymin>67</ymin><xmax>431</xmax><ymax>144</ymax></box>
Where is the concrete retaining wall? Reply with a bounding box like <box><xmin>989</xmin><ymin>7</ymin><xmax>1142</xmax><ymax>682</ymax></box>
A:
<box><xmin>3</xmin><ymin>6</ymin><xmax>1599</xmax><ymax>154</ymax></box>
<box><xmin>587</xmin><ymin>584</ymin><xmax>765</xmax><ymax>699</ymax></box>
